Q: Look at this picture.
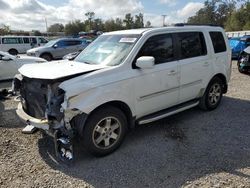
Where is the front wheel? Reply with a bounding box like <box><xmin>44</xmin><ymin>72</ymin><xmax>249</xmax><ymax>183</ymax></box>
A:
<box><xmin>199</xmin><ymin>77</ymin><xmax>223</xmax><ymax>111</ymax></box>
<box><xmin>82</xmin><ymin>106</ymin><xmax>127</xmax><ymax>157</ymax></box>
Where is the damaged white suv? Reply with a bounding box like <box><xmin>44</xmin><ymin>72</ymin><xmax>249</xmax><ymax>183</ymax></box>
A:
<box><xmin>16</xmin><ymin>25</ymin><xmax>231</xmax><ymax>161</ymax></box>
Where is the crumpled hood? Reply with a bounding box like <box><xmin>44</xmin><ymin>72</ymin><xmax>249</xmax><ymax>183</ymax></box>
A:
<box><xmin>18</xmin><ymin>60</ymin><xmax>107</xmax><ymax>79</ymax></box>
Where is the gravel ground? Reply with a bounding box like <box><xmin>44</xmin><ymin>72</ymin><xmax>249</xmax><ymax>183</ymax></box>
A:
<box><xmin>0</xmin><ymin>62</ymin><xmax>250</xmax><ymax>188</ymax></box>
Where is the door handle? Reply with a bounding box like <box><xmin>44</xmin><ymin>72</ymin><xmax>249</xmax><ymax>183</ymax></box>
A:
<box><xmin>168</xmin><ymin>70</ymin><xmax>177</xmax><ymax>75</ymax></box>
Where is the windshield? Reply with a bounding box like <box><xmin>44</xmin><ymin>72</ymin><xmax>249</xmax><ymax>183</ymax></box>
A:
<box><xmin>229</xmin><ymin>38</ymin><xmax>240</xmax><ymax>48</ymax></box>
<box><xmin>44</xmin><ymin>39</ymin><xmax>57</xmax><ymax>47</ymax></box>
<box><xmin>74</xmin><ymin>34</ymin><xmax>140</xmax><ymax>66</ymax></box>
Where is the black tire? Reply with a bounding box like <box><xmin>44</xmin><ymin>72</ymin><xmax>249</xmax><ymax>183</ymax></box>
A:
<box><xmin>8</xmin><ymin>49</ymin><xmax>18</xmax><ymax>55</ymax></box>
<box><xmin>82</xmin><ymin>106</ymin><xmax>127</xmax><ymax>157</ymax></box>
<box><xmin>40</xmin><ymin>53</ymin><xmax>52</xmax><ymax>61</ymax></box>
<box><xmin>199</xmin><ymin>77</ymin><xmax>223</xmax><ymax>111</ymax></box>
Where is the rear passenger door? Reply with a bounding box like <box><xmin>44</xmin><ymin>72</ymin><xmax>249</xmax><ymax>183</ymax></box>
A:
<box><xmin>177</xmin><ymin>32</ymin><xmax>211</xmax><ymax>103</ymax></box>
<box><xmin>133</xmin><ymin>34</ymin><xmax>180</xmax><ymax>118</ymax></box>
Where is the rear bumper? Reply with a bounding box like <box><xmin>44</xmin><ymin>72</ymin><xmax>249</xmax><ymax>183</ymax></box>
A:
<box><xmin>16</xmin><ymin>103</ymin><xmax>49</xmax><ymax>130</ymax></box>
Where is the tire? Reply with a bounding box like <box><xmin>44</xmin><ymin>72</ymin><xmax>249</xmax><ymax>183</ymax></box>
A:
<box><xmin>199</xmin><ymin>77</ymin><xmax>223</xmax><ymax>111</ymax></box>
<box><xmin>82</xmin><ymin>106</ymin><xmax>127</xmax><ymax>157</ymax></box>
<box><xmin>8</xmin><ymin>49</ymin><xmax>18</xmax><ymax>55</ymax></box>
<box><xmin>40</xmin><ymin>53</ymin><xmax>52</xmax><ymax>61</ymax></box>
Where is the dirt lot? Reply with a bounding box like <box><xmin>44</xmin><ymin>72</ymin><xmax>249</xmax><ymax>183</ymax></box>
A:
<box><xmin>0</xmin><ymin>62</ymin><xmax>250</xmax><ymax>188</ymax></box>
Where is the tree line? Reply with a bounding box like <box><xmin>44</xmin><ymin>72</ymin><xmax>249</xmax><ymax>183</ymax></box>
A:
<box><xmin>48</xmin><ymin>12</ymin><xmax>152</xmax><ymax>35</ymax></box>
<box><xmin>187</xmin><ymin>0</ymin><xmax>250</xmax><ymax>31</ymax></box>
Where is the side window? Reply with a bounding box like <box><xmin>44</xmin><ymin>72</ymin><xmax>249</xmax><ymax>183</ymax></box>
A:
<box><xmin>56</xmin><ymin>40</ymin><xmax>66</xmax><ymax>48</ymax></box>
<box><xmin>30</xmin><ymin>37</ymin><xmax>37</xmax><ymax>44</ymax></box>
<box><xmin>38</xmin><ymin>37</ymin><xmax>48</xmax><ymax>43</ymax></box>
<box><xmin>2</xmin><ymin>37</ymin><xmax>22</xmax><ymax>44</ymax></box>
<box><xmin>65</xmin><ymin>40</ymin><xmax>82</xmax><ymax>46</ymax></box>
<box><xmin>177</xmin><ymin>32</ymin><xmax>207</xmax><ymax>59</ymax></box>
<box><xmin>209</xmin><ymin>32</ymin><xmax>226</xmax><ymax>53</ymax></box>
<box><xmin>23</xmin><ymin>38</ymin><xmax>30</xmax><ymax>44</ymax></box>
<box><xmin>137</xmin><ymin>34</ymin><xmax>174</xmax><ymax>64</ymax></box>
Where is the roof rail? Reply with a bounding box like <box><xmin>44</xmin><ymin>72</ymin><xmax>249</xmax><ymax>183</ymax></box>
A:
<box><xmin>174</xmin><ymin>23</ymin><xmax>221</xmax><ymax>27</ymax></box>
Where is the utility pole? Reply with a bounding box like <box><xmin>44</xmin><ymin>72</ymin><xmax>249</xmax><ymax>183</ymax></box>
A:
<box><xmin>44</xmin><ymin>17</ymin><xmax>48</xmax><ymax>36</ymax></box>
<box><xmin>162</xmin><ymin>15</ymin><xmax>167</xmax><ymax>27</ymax></box>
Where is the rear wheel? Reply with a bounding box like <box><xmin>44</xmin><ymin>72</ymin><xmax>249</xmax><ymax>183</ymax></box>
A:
<box><xmin>199</xmin><ymin>77</ymin><xmax>223</xmax><ymax>110</ymax></box>
<box><xmin>82</xmin><ymin>106</ymin><xmax>127</xmax><ymax>157</ymax></box>
<box><xmin>40</xmin><ymin>53</ymin><xmax>52</xmax><ymax>61</ymax></box>
<box><xmin>8</xmin><ymin>49</ymin><xmax>18</xmax><ymax>55</ymax></box>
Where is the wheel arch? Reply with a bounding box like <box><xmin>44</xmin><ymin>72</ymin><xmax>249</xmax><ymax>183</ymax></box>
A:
<box><xmin>40</xmin><ymin>52</ymin><xmax>53</xmax><ymax>59</ymax></box>
<box><xmin>210</xmin><ymin>73</ymin><xmax>228</xmax><ymax>94</ymax></box>
<box><xmin>8</xmin><ymin>48</ymin><xmax>18</xmax><ymax>55</ymax></box>
<box><xmin>71</xmin><ymin>100</ymin><xmax>135</xmax><ymax>137</ymax></box>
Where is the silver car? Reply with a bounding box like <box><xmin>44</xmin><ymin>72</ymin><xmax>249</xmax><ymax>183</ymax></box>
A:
<box><xmin>26</xmin><ymin>38</ymin><xmax>88</xmax><ymax>61</ymax></box>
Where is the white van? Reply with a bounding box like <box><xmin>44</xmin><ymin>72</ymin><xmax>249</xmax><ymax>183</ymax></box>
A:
<box><xmin>0</xmin><ymin>36</ymin><xmax>48</xmax><ymax>55</ymax></box>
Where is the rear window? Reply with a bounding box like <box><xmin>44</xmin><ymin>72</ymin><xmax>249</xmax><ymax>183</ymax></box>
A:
<box><xmin>209</xmin><ymin>32</ymin><xmax>227</xmax><ymax>53</ymax></box>
<box><xmin>2</xmin><ymin>37</ymin><xmax>23</xmax><ymax>44</ymax></box>
<box><xmin>177</xmin><ymin>32</ymin><xmax>207</xmax><ymax>59</ymax></box>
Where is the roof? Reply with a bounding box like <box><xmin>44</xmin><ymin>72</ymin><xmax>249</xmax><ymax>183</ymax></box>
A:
<box><xmin>103</xmin><ymin>25</ymin><xmax>223</xmax><ymax>36</ymax></box>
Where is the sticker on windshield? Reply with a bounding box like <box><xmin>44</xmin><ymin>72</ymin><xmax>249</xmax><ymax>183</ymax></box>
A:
<box><xmin>119</xmin><ymin>38</ymin><xmax>137</xmax><ymax>43</ymax></box>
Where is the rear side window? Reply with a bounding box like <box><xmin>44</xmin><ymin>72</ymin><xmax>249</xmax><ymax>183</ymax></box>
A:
<box><xmin>65</xmin><ymin>40</ymin><xmax>82</xmax><ymax>46</ymax></box>
<box><xmin>209</xmin><ymin>32</ymin><xmax>226</xmax><ymax>53</ymax></box>
<box><xmin>30</xmin><ymin>37</ymin><xmax>37</xmax><ymax>44</ymax></box>
<box><xmin>137</xmin><ymin>34</ymin><xmax>174</xmax><ymax>64</ymax></box>
<box><xmin>177</xmin><ymin>32</ymin><xmax>207</xmax><ymax>59</ymax></box>
<box><xmin>2</xmin><ymin>37</ymin><xmax>22</xmax><ymax>44</ymax></box>
<box><xmin>23</xmin><ymin>38</ymin><xmax>30</xmax><ymax>44</ymax></box>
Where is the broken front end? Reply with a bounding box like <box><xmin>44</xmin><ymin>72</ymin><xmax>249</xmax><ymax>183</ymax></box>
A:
<box><xmin>15</xmin><ymin>76</ymin><xmax>82</xmax><ymax>161</ymax></box>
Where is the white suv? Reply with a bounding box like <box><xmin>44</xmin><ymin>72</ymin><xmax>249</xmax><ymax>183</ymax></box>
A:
<box><xmin>16</xmin><ymin>25</ymin><xmax>231</xmax><ymax>160</ymax></box>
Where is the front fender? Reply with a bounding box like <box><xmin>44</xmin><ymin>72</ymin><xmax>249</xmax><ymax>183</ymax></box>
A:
<box><xmin>63</xmin><ymin>79</ymin><xmax>136</xmax><ymax>116</ymax></box>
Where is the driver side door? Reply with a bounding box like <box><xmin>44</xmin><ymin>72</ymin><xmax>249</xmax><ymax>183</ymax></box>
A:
<box><xmin>133</xmin><ymin>33</ymin><xmax>180</xmax><ymax>118</ymax></box>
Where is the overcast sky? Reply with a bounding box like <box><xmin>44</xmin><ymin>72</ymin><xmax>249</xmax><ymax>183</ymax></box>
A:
<box><xmin>0</xmin><ymin>0</ymin><xmax>204</xmax><ymax>31</ymax></box>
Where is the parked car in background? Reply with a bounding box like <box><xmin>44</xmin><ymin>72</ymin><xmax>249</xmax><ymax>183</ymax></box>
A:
<box><xmin>0</xmin><ymin>51</ymin><xmax>46</xmax><ymax>81</ymax></box>
<box><xmin>16</xmin><ymin>25</ymin><xmax>231</xmax><ymax>161</ymax></box>
<box><xmin>27</xmin><ymin>38</ymin><xmax>88</xmax><ymax>61</ymax></box>
<box><xmin>237</xmin><ymin>46</ymin><xmax>250</xmax><ymax>73</ymax></box>
<box><xmin>229</xmin><ymin>35</ymin><xmax>250</xmax><ymax>59</ymax></box>
<box><xmin>0</xmin><ymin>36</ymin><xmax>48</xmax><ymax>55</ymax></box>
<box><xmin>63</xmin><ymin>39</ymin><xmax>92</xmax><ymax>60</ymax></box>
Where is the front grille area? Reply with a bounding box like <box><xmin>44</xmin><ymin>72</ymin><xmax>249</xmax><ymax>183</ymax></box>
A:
<box><xmin>20</xmin><ymin>78</ymin><xmax>48</xmax><ymax>119</ymax></box>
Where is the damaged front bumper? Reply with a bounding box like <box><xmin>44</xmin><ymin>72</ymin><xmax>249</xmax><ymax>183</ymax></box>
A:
<box><xmin>16</xmin><ymin>102</ymin><xmax>76</xmax><ymax>161</ymax></box>
<box><xmin>16</xmin><ymin>103</ymin><xmax>49</xmax><ymax>130</ymax></box>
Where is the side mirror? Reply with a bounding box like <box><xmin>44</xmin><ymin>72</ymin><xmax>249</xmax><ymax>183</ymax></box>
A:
<box><xmin>135</xmin><ymin>56</ymin><xmax>155</xmax><ymax>69</ymax></box>
<box><xmin>2</xmin><ymin>56</ymin><xmax>12</xmax><ymax>61</ymax></box>
<box><xmin>53</xmin><ymin>44</ymin><xmax>58</xmax><ymax>48</ymax></box>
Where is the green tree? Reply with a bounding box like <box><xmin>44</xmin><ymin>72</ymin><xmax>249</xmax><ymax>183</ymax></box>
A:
<box><xmin>123</xmin><ymin>13</ymin><xmax>134</xmax><ymax>29</ymax></box>
<box><xmin>187</xmin><ymin>0</ymin><xmax>238</xmax><ymax>27</ymax></box>
<box><xmin>92</xmin><ymin>18</ymin><xmax>104</xmax><ymax>31</ymax></box>
<box><xmin>48</xmin><ymin>23</ymin><xmax>64</xmax><ymax>33</ymax></box>
<box><xmin>33</xmin><ymin>30</ymin><xmax>42</xmax><ymax>36</ymax></box>
<box><xmin>225</xmin><ymin>2</ymin><xmax>250</xmax><ymax>31</ymax></box>
<box><xmin>134</xmin><ymin>13</ymin><xmax>144</xmax><ymax>28</ymax></box>
<box><xmin>0</xmin><ymin>25</ymin><xmax>10</xmax><ymax>35</ymax></box>
<box><xmin>85</xmin><ymin>11</ymin><xmax>95</xmax><ymax>31</ymax></box>
<box><xmin>64</xmin><ymin>20</ymin><xmax>85</xmax><ymax>35</ymax></box>
<box><xmin>145</xmin><ymin>21</ymin><xmax>152</xmax><ymax>28</ymax></box>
